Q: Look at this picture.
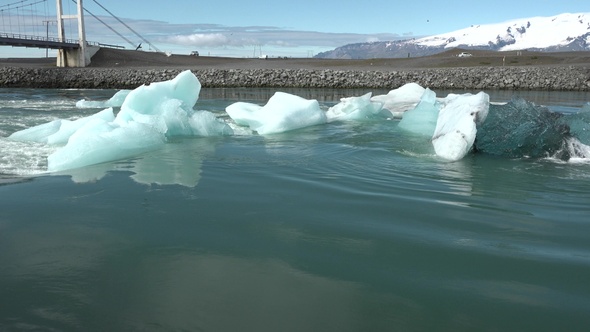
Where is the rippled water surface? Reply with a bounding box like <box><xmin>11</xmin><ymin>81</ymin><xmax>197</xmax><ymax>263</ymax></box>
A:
<box><xmin>1</xmin><ymin>88</ymin><xmax>590</xmax><ymax>331</ymax></box>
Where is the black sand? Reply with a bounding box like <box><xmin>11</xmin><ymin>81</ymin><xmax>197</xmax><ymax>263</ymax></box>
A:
<box><xmin>1</xmin><ymin>48</ymin><xmax>589</xmax><ymax>90</ymax></box>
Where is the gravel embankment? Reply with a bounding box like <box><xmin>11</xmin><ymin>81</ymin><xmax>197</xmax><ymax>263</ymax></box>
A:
<box><xmin>1</xmin><ymin>66</ymin><xmax>589</xmax><ymax>90</ymax></box>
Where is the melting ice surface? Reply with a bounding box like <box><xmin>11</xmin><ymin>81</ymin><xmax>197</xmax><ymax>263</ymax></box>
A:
<box><xmin>76</xmin><ymin>89</ymin><xmax>131</xmax><ymax>109</ymax></box>
<box><xmin>9</xmin><ymin>70</ymin><xmax>232</xmax><ymax>172</ymax></box>
<box><xmin>7</xmin><ymin>70</ymin><xmax>590</xmax><ymax>173</ymax></box>
<box><xmin>226</xmin><ymin>91</ymin><xmax>327</xmax><ymax>135</ymax></box>
<box><xmin>432</xmin><ymin>92</ymin><xmax>490</xmax><ymax>161</ymax></box>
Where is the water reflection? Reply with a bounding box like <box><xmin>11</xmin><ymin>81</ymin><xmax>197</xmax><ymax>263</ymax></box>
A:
<box><xmin>0</xmin><ymin>213</ymin><xmax>414</xmax><ymax>331</ymax></box>
<box><xmin>59</xmin><ymin>137</ymin><xmax>218</xmax><ymax>187</ymax></box>
<box><xmin>125</xmin><ymin>254</ymin><xmax>366</xmax><ymax>331</ymax></box>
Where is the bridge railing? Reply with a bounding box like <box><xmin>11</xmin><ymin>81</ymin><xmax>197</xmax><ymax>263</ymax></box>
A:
<box><xmin>0</xmin><ymin>32</ymin><xmax>101</xmax><ymax>47</ymax></box>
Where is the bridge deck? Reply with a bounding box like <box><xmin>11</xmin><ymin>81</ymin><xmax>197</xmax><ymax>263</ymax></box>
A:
<box><xmin>0</xmin><ymin>33</ymin><xmax>101</xmax><ymax>50</ymax></box>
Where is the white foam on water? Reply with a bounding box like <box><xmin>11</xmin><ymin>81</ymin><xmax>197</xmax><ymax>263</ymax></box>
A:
<box><xmin>0</xmin><ymin>138</ymin><xmax>55</xmax><ymax>176</ymax></box>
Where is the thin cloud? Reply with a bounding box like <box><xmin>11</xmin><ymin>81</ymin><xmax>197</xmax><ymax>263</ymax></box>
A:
<box><xmin>168</xmin><ymin>34</ymin><xmax>230</xmax><ymax>47</ymax></box>
<box><xmin>81</xmin><ymin>15</ymin><xmax>407</xmax><ymax>53</ymax></box>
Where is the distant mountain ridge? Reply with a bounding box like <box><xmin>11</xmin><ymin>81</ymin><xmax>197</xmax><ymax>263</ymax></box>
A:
<box><xmin>315</xmin><ymin>12</ymin><xmax>590</xmax><ymax>59</ymax></box>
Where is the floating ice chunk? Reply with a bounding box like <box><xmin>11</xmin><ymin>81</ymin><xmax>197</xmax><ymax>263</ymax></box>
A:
<box><xmin>397</xmin><ymin>88</ymin><xmax>439</xmax><ymax>136</ymax></box>
<box><xmin>478</xmin><ymin>99</ymin><xmax>570</xmax><ymax>159</ymax></box>
<box><xmin>560</xmin><ymin>104</ymin><xmax>590</xmax><ymax>145</ymax></box>
<box><xmin>8</xmin><ymin>119</ymin><xmax>62</xmax><ymax>143</ymax></box>
<box><xmin>225</xmin><ymin>102</ymin><xmax>263</xmax><ymax>127</ymax></box>
<box><xmin>189</xmin><ymin>111</ymin><xmax>234</xmax><ymax>136</ymax></box>
<box><xmin>432</xmin><ymin>92</ymin><xmax>489</xmax><ymax>161</ymax></box>
<box><xmin>371</xmin><ymin>83</ymin><xmax>425</xmax><ymax>118</ymax></box>
<box><xmin>326</xmin><ymin>92</ymin><xmax>384</xmax><ymax>122</ymax></box>
<box><xmin>76</xmin><ymin>90</ymin><xmax>131</xmax><ymax>109</ymax></box>
<box><xmin>114</xmin><ymin>70</ymin><xmax>233</xmax><ymax>137</ymax></box>
<box><xmin>110</xmin><ymin>70</ymin><xmax>231</xmax><ymax>137</ymax></box>
<box><xmin>8</xmin><ymin>108</ymin><xmax>115</xmax><ymax>145</ymax></box>
<box><xmin>226</xmin><ymin>92</ymin><xmax>327</xmax><ymax>135</ymax></box>
<box><xmin>11</xmin><ymin>70</ymin><xmax>230</xmax><ymax>172</ymax></box>
<box><xmin>47</xmin><ymin>108</ymin><xmax>116</xmax><ymax>145</ymax></box>
<box><xmin>47</xmin><ymin>119</ymin><xmax>166</xmax><ymax>172</ymax></box>
<box><xmin>115</xmin><ymin>70</ymin><xmax>201</xmax><ymax>125</ymax></box>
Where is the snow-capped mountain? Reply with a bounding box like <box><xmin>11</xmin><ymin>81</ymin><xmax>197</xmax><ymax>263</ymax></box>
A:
<box><xmin>315</xmin><ymin>13</ymin><xmax>590</xmax><ymax>59</ymax></box>
<box><xmin>419</xmin><ymin>13</ymin><xmax>590</xmax><ymax>50</ymax></box>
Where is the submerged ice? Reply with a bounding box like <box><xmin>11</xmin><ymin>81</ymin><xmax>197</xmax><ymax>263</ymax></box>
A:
<box><xmin>477</xmin><ymin>99</ymin><xmax>572</xmax><ymax>159</ymax></box>
<box><xmin>7</xmin><ymin>71</ymin><xmax>590</xmax><ymax>173</ymax></box>
<box><xmin>397</xmin><ymin>88</ymin><xmax>439</xmax><ymax>136</ymax></box>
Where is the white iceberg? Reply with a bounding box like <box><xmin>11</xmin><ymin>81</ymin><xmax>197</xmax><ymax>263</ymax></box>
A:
<box><xmin>226</xmin><ymin>92</ymin><xmax>327</xmax><ymax>135</ymax></box>
<box><xmin>394</xmin><ymin>88</ymin><xmax>490</xmax><ymax>161</ymax></box>
<box><xmin>371</xmin><ymin>83</ymin><xmax>425</xmax><ymax>118</ymax></box>
<box><xmin>432</xmin><ymin>92</ymin><xmax>490</xmax><ymax>161</ymax></box>
<box><xmin>326</xmin><ymin>92</ymin><xmax>384</xmax><ymax>122</ymax></box>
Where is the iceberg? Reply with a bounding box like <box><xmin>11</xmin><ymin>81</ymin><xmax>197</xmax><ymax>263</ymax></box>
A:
<box><xmin>371</xmin><ymin>83</ymin><xmax>425</xmax><ymax>118</ymax></box>
<box><xmin>477</xmin><ymin>98</ymin><xmax>570</xmax><ymax>159</ymax></box>
<box><xmin>325</xmin><ymin>92</ymin><xmax>384</xmax><ymax>122</ymax></box>
<box><xmin>560</xmin><ymin>103</ymin><xmax>590</xmax><ymax>145</ymax></box>
<box><xmin>48</xmin><ymin>120</ymin><xmax>166</xmax><ymax>172</ymax></box>
<box><xmin>112</xmin><ymin>70</ymin><xmax>216</xmax><ymax>138</ymax></box>
<box><xmin>397</xmin><ymin>88</ymin><xmax>439</xmax><ymax>137</ymax></box>
<box><xmin>226</xmin><ymin>92</ymin><xmax>327</xmax><ymax>135</ymax></box>
<box><xmin>432</xmin><ymin>92</ymin><xmax>489</xmax><ymax>161</ymax></box>
<box><xmin>76</xmin><ymin>89</ymin><xmax>131</xmax><ymax>109</ymax></box>
<box><xmin>8</xmin><ymin>119</ymin><xmax>62</xmax><ymax>143</ymax></box>
<box><xmin>10</xmin><ymin>70</ymin><xmax>233</xmax><ymax>172</ymax></box>
<box><xmin>8</xmin><ymin>108</ymin><xmax>116</xmax><ymax>144</ymax></box>
<box><xmin>225</xmin><ymin>102</ymin><xmax>264</xmax><ymax>127</ymax></box>
<box><xmin>394</xmin><ymin>88</ymin><xmax>489</xmax><ymax>161</ymax></box>
<box><xmin>9</xmin><ymin>70</ymin><xmax>538</xmax><ymax>173</ymax></box>
<box><xmin>115</xmin><ymin>71</ymin><xmax>200</xmax><ymax>125</ymax></box>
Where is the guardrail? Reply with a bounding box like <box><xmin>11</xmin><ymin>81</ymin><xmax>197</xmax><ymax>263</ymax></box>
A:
<box><xmin>0</xmin><ymin>32</ymin><xmax>102</xmax><ymax>47</ymax></box>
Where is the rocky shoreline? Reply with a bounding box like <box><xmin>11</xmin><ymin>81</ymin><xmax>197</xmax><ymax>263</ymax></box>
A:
<box><xmin>1</xmin><ymin>65</ymin><xmax>589</xmax><ymax>91</ymax></box>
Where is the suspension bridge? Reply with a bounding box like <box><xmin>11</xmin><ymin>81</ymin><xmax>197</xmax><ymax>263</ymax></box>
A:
<box><xmin>0</xmin><ymin>0</ymin><xmax>159</xmax><ymax>67</ymax></box>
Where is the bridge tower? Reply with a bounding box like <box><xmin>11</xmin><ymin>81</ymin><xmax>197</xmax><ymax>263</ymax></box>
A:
<box><xmin>55</xmin><ymin>0</ymin><xmax>97</xmax><ymax>67</ymax></box>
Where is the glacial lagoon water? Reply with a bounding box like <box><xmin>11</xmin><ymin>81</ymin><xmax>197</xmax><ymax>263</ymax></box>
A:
<box><xmin>1</xmin><ymin>87</ymin><xmax>590</xmax><ymax>331</ymax></box>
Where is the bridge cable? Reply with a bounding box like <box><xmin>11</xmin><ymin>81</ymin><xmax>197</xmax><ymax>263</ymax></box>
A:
<box><xmin>1</xmin><ymin>0</ymin><xmax>47</xmax><ymax>36</ymax></box>
<box><xmin>1</xmin><ymin>7</ymin><xmax>6</xmax><ymax>34</ymax></box>
<box><xmin>92</xmin><ymin>0</ymin><xmax>161</xmax><ymax>52</ymax></box>
<box><xmin>30</xmin><ymin>3</ymin><xmax>36</xmax><ymax>37</ymax></box>
<box><xmin>70</xmin><ymin>0</ymin><xmax>135</xmax><ymax>48</ymax></box>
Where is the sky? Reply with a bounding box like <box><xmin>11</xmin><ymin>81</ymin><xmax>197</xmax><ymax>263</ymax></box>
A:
<box><xmin>0</xmin><ymin>0</ymin><xmax>588</xmax><ymax>58</ymax></box>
